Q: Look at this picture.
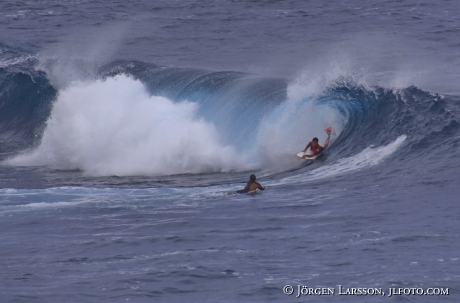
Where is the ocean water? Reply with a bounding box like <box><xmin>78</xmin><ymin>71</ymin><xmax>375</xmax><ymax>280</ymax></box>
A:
<box><xmin>1</xmin><ymin>1</ymin><xmax>460</xmax><ymax>302</ymax></box>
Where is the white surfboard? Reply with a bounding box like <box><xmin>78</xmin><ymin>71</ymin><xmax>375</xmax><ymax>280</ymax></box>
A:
<box><xmin>296</xmin><ymin>152</ymin><xmax>320</xmax><ymax>160</ymax></box>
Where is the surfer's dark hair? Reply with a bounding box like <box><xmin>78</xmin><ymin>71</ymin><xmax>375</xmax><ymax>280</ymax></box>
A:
<box><xmin>250</xmin><ymin>174</ymin><xmax>256</xmax><ymax>181</ymax></box>
<box><xmin>312</xmin><ymin>137</ymin><xmax>319</xmax><ymax>142</ymax></box>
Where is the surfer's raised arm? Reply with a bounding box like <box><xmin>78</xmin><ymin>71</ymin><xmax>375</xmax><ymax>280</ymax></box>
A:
<box><xmin>322</xmin><ymin>128</ymin><xmax>331</xmax><ymax>149</ymax></box>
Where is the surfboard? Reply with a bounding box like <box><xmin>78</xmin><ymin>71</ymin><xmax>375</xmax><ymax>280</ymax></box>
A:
<box><xmin>296</xmin><ymin>152</ymin><xmax>320</xmax><ymax>160</ymax></box>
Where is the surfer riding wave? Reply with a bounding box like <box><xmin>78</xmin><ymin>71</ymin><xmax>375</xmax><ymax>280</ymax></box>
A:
<box><xmin>300</xmin><ymin>127</ymin><xmax>332</xmax><ymax>159</ymax></box>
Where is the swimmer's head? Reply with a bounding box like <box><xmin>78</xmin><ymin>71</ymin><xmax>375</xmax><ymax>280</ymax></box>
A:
<box><xmin>250</xmin><ymin>174</ymin><xmax>256</xmax><ymax>181</ymax></box>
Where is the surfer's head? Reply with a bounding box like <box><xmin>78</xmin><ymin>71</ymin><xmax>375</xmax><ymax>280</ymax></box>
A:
<box><xmin>250</xmin><ymin>174</ymin><xmax>256</xmax><ymax>181</ymax></box>
<box><xmin>311</xmin><ymin>137</ymin><xmax>319</xmax><ymax>147</ymax></box>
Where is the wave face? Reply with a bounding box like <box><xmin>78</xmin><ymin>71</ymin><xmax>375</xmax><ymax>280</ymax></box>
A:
<box><xmin>3</xmin><ymin>59</ymin><xmax>459</xmax><ymax>179</ymax></box>
<box><xmin>0</xmin><ymin>52</ymin><xmax>56</xmax><ymax>156</ymax></box>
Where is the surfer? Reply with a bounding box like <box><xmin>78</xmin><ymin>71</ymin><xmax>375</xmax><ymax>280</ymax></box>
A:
<box><xmin>301</xmin><ymin>127</ymin><xmax>331</xmax><ymax>159</ymax></box>
<box><xmin>237</xmin><ymin>174</ymin><xmax>265</xmax><ymax>193</ymax></box>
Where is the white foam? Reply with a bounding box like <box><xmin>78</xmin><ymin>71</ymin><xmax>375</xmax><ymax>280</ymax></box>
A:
<box><xmin>6</xmin><ymin>75</ymin><xmax>249</xmax><ymax>176</ymax></box>
<box><xmin>36</xmin><ymin>23</ymin><xmax>129</xmax><ymax>89</ymax></box>
<box><xmin>255</xmin><ymin>75</ymin><xmax>345</xmax><ymax>173</ymax></box>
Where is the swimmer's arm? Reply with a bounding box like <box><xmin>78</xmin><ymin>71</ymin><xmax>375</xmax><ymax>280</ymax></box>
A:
<box><xmin>302</xmin><ymin>143</ymin><xmax>311</xmax><ymax>153</ymax></box>
<box><xmin>257</xmin><ymin>183</ymin><xmax>265</xmax><ymax>190</ymax></box>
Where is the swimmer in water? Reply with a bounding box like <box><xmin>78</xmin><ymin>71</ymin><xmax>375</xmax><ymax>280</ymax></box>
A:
<box><xmin>237</xmin><ymin>174</ymin><xmax>265</xmax><ymax>193</ymax></box>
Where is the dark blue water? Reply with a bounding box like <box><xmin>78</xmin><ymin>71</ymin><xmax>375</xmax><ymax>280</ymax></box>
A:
<box><xmin>1</xmin><ymin>1</ymin><xmax>460</xmax><ymax>302</ymax></box>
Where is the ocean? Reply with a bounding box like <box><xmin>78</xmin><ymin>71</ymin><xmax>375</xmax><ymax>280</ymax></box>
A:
<box><xmin>0</xmin><ymin>0</ymin><xmax>459</xmax><ymax>302</ymax></box>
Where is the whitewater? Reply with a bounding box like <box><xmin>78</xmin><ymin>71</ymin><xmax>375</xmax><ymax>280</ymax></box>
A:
<box><xmin>1</xmin><ymin>1</ymin><xmax>459</xmax><ymax>302</ymax></box>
